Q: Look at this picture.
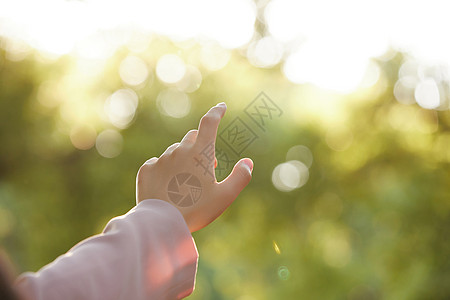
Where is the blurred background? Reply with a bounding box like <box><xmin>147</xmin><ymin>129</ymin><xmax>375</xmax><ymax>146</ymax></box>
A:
<box><xmin>1</xmin><ymin>0</ymin><xmax>450</xmax><ymax>299</ymax></box>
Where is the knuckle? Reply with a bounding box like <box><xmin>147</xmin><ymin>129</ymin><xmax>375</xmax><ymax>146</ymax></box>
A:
<box><xmin>177</xmin><ymin>142</ymin><xmax>191</xmax><ymax>152</ymax></box>
<box><xmin>158</xmin><ymin>153</ymin><xmax>169</xmax><ymax>161</ymax></box>
<box><xmin>201</xmin><ymin>113</ymin><xmax>220</xmax><ymax>125</ymax></box>
<box><xmin>139</xmin><ymin>158</ymin><xmax>158</xmax><ymax>173</ymax></box>
<box><xmin>137</xmin><ymin>165</ymin><xmax>148</xmax><ymax>179</ymax></box>
<box><xmin>139</xmin><ymin>163</ymin><xmax>149</xmax><ymax>172</ymax></box>
<box><xmin>173</xmin><ymin>142</ymin><xmax>181</xmax><ymax>150</ymax></box>
<box><xmin>172</xmin><ymin>143</ymin><xmax>191</xmax><ymax>157</ymax></box>
<box><xmin>145</xmin><ymin>157</ymin><xmax>158</xmax><ymax>165</ymax></box>
<box><xmin>171</xmin><ymin>146</ymin><xmax>182</xmax><ymax>156</ymax></box>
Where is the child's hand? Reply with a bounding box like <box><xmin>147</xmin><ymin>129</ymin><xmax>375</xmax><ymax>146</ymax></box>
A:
<box><xmin>136</xmin><ymin>103</ymin><xmax>253</xmax><ymax>232</ymax></box>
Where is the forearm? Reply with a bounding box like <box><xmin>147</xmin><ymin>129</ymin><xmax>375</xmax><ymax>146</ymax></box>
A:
<box><xmin>14</xmin><ymin>199</ymin><xmax>198</xmax><ymax>300</ymax></box>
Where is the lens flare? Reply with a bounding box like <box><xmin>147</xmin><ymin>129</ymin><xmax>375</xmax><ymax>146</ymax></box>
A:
<box><xmin>277</xmin><ymin>266</ymin><xmax>290</xmax><ymax>280</ymax></box>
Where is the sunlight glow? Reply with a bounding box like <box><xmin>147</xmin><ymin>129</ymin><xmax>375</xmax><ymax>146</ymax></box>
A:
<box><xmin>267</xmin><ymin>0</ymin><xmax>450</xmax><ymax>92</ymax></box>
<box><xmin>2</xmin><ymin>0</ymin><xmax>450</xmax><ymax>106</ymax></box>
<box><xmin>283</xmin><ymin>40</ymin><xmax>371</xmax><ymax>93</ymax></box>
<box><xmin>0</xmin><ymin>0</ymin><xmax>256</xmax><ymax>55</ymax></box>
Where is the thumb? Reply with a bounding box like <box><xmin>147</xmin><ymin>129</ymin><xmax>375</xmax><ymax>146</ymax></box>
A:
<box><xmin>219</xmin><ymin>158</ymin><xmax>253</xmax><ymax>200</ymax></box>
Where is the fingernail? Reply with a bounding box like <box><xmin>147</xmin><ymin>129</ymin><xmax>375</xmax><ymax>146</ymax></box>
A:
<box><xmin>217</xmin><ymin>102</ymin><xmax>226</xmax><ymax>107</ymax></box>
<box><xmin>242</xmin><ymin>158</ymin><xmax>253</xmax><ymax>174</ymax></box>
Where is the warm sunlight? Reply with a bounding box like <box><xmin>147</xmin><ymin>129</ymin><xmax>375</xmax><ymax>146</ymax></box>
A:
<box><xmin>2</xmin><ymin>0</ymin><xmax>450</xmax><ymax>94</ymax></box>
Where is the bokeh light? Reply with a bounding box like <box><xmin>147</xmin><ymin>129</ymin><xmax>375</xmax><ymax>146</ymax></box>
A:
<box><xmin>156</xmin><ymin>54</ymin><xmax>186</xmax><ymax>84</ymax></box>
<box><xmin>156</xmin><ymin>88</ymin><xmax>191</xmax><ymax>118</ymax></box>
<box><xmin>2</xmin><ymin>1</ymin><xmax>450</xmax><ymax>299</ymax></box>
<box><xmin>175</xmin><ymin>65</ymin><xmax>202</xmax><ymax>93</ymax></box>
<box><xmin>277</xmin><ymin>266</ymin><xmax>290</xmax><ymax>280</ymax></box>
<box><xmin>272</xmin><ymin>160</ymin><xmax>309</xmax><ymax>192</ymax></box>
<box><xmin>95</xmin><ymin>129</ymin><xmax>123</xmax><ymax>158</ymax></box>
<box><xmin>414</xmin><ymin>78</ymin><xmax>441</xmax><ymax>110</ymax></box>
<box><xmin>119</xmin><ymin>55</ymin><xmax>150</xmax><ymax>87</ymax></box>
<box><xmin>394</xmin><ymin>77</ymin><xmax>418</xmax><ymax>105</ymax></box>
<box><xmin>286</xmin><ymin>145</ymin><xmax>313</xmax><ymax>168</ymax></box>
<box><xmin>70</xmin><ymin>125</ymin><xmax>97</xmax><ymax>150</ymax></box>
<box><xmin>200</xmin><ymin>42</ymin><xmax>231</xmax><ymax>71</ymax></box>
<box><xmin>247</xmin><ymin>36</ymin><xmax>283</xmax><ymax>68</ymax></box>
<box><xmin>104</xmin><ymin>89</ymin><xmax>139</xmax><ymax>129</ymax></box>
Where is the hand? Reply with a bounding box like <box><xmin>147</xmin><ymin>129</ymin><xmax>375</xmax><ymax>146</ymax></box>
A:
<box><xmin>136</xmin><ymin>103</ymin><xmax>253</xmax><ymax>232</ymax></box>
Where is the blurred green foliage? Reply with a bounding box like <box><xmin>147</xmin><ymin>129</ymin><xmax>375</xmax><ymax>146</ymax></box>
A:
<box><xmin>0</xmin><ymin>37</ymin><xmax>450</xmax><ymax>300</ymax></box>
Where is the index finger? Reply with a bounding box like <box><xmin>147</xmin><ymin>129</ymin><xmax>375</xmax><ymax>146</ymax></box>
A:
<box><xmin>196</xmin><ymin>102</ymin><xmax>227</xmax><ymax>147</ymax></box>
